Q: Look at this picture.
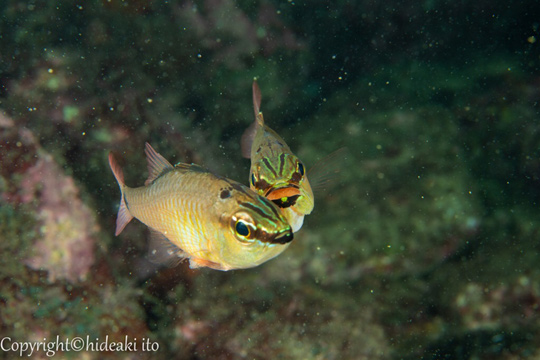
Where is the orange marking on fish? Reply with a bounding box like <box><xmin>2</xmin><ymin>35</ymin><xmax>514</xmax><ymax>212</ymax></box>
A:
<box><xmin>266</xmin><ymin>187</ymin><xmax>301</xmax><ymax>201</ymax></box>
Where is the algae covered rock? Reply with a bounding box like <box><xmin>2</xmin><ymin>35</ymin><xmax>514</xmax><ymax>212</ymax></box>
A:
<box><xmin>1</xmin><ymin>115</ymin><xmax>97</xmax><ymax>283</ymax></box>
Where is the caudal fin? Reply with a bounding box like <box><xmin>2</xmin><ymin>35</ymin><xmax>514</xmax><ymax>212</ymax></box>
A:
<box><xmin>108</xmin><ymin>152</ymin><xmax>133</xmax><ymax>236</ymax></box>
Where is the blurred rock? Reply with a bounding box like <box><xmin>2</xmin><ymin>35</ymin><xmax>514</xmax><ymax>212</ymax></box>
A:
<box><xmin>1</xmin><ymin>114</ymin><xmax>97</xmax><ymax>283</ymax></box>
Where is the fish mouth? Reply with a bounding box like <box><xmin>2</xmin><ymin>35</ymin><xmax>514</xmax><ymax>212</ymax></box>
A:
<box><xmin>266</xmin><ymin>186</ymin><xmax>301</xmax><ymax>209</ymax></box>
<box><xmin>265</xmin><ymin>185</ymin><xmax>300</xmax><ymax>199</ymax></box>
<box><xmin>271</xmin><ymin>230</ymin><xmax>294</xmax><ymax>244</ymax></box>
<box><xmin>271</xmin><ymin>195</ymin><xmax>300</xmax><ymax>208</ymax></box>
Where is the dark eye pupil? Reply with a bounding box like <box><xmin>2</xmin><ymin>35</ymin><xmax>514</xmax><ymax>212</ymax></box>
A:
<box><xmin>251</xmin><ymin>173</ymin><xmax>256</xmax><ymax>186</ymax></box>
<box><xmin>298</xmin><ymin>163</ymin><xmax>305</xmax><ymax>176</ymax></box>
<box><xmin>235</xmin><ymin>221</ymin><xmax>250</xmax><ymax>236</ymax></box>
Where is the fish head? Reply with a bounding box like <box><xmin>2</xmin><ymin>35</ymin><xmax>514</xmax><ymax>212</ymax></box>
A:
<box><xmin>250</xmin><ymin>152</ymin><xmax>315</xmax><ymax>224</ymax></box>
<box><xmin>214</xmin><ymin>182</ymin><xmax>294</xmax><ymax>269</ymax></box>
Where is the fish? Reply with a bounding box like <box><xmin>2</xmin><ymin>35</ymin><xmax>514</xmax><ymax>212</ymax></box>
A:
<box><xmin>108</xmin><ymin>143</ymin><xmax>293</xmax><ymax>271</ymax></box>
<box><xmin>241</xmin><ymin>81</ymin><xmax>314</xmax><ymax>232</ymax></box>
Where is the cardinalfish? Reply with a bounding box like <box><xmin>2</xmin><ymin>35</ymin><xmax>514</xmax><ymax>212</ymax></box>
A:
<box><xmin>108</xmin><ymin>143</ymin><xmax>293</xmax><ymax>271</ymax></box>
<box><xmin>241</xmin><ymin>81</ymin><xmax>314</xmax><ymax>232</ymax></box>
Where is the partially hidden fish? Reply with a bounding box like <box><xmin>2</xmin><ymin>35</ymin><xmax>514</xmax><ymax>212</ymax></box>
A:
<box><xmin>241</xmin><ymin>81</ymin><xmax>314</xmax><ymax>232</ymax></box>
<box><xmin>108</xmin><ymin>143</ymin><xmax>293</xmax><ymax>271</ymax></box>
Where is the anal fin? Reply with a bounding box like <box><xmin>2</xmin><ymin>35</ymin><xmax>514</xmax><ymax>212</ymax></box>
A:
<box><xmin>189</xmin><ymin>256</ymin><xmax>228</xmax><ymax>271</ymax></box>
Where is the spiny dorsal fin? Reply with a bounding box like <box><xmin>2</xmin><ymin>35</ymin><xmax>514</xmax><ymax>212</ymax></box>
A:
<box><xmin>253</xmin><ymin>81</ymin><xmax>265</xmax><ymax>127</ymax></box>
<box><xmin>145</xmin><ymin>142</ymin><xmax>174</xmax><ymax>186</ymax></box>
<box><xmin>253</xmin><ymin>80</ymin><xmax>262</xmax><ymax>119</ymax></box>
<box><xmin>241</xmin><ymin>81</ymin><xmax>265</xmax><ymax>158</ymax></box>
<box><xmin>255</xmin><ymin>112</ymin><xmax>264</xmax><ymax>127</ymax></box>
<box><xmin>174</xmin><ymin>162</ymin><xmax>209</xmax><ymax>173</ymax></box>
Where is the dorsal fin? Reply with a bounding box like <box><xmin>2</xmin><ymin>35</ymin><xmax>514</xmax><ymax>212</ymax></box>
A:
<box><xmin>174</xmin><ymin>162</ymin><xmax>209</xmax><ymax>173</ymax></box>
<box><xmin>253</xmin><ymin>80</ymin><xmax>262</xmax><ymax>118</ymax></box>
<box><xmin>241</xmin><ymin>81</ymin><xmax>265</xmax><ymax>158</ymax></box>
<box><xmin>253</xmin><ymin>81</ymin><xmax>265</xmax><ymax>127</ymax></box>
<box><xmin>255</xmin><ymin>112</ymin><xmax>264</xmax><ymax>127</ymax></box>
<box><xmin>144</xmin><ymin>142</ymin><xmax>174</xmax><ymax>186</ymax></box>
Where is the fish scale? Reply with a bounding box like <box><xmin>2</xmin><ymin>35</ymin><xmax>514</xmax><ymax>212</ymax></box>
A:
<box><xmin>125</xmin><ymin>171</ymin><xmax>212</xmax><ymax>255</ymax></box>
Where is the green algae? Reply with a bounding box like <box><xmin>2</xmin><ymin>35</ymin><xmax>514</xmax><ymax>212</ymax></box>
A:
<box><xmin>0</xmin><ymin>204</ymin><xmax>37</xmax><ymax>286</ymax></box>
<box><xmin>1</xmin><ymin>0</ymin><xmax>540</xmax><ymax>359</ymax></box>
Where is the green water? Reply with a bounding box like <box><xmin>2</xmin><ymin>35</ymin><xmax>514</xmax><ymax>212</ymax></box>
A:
<box><xmin>1</xmin><ymin>1</ymin><xmax>539</xmax><ymax>359</ymax></box>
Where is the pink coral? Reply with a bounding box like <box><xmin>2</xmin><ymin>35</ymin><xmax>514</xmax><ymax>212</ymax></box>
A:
<box><xmin>1</xmin><ymin>114</ymin><xmax>97</xmax><ymax>283</ymax></box>
<box><xmin>20</xmin><ymin>153</ymin><xmax>98</xmax><ymax>283</ymax></box>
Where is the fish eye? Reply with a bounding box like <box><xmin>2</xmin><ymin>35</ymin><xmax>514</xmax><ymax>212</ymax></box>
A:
<box><xmin>235</xmin><ymin>220</ymin><xmax>251</xmax><ymax>237</ymax></box>
<box><xmin>297</xmin><ymin>162</ymin><xmax>305</xmax><ymax>176</ymax></box>
<box><xmin>251</xmin><ymin>173</ymin><xmax>256</xmax><ymax>187</ymax></box>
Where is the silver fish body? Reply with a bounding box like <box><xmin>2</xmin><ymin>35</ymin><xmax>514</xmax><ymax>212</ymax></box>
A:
<box><xmin>109</xmin><ymin>143</ymin><xmax>293</xmax><ymax>270</ymax></box>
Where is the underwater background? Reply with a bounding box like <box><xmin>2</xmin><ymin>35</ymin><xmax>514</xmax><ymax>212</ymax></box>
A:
<box><xmin>1</xmin><ymin>0</ymin><xmax>540</xmax><ymax>359</ymax></box>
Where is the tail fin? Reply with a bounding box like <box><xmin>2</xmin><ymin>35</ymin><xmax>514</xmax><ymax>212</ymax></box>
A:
<box><xmin>108</xmin><ymin>152</ymin><xmax>133</xmax><ymax>236</ymax></box>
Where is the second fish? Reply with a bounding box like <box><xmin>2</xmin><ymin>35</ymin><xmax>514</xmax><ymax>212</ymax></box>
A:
<box><xmin>241</xmin><ymin>81</ymin><xmax>314</xmax><ymax>232</ymax></box>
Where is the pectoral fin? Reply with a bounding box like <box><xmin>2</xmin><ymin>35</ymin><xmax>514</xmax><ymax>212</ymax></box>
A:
<box><xmin>147</xmin><ymin>229</ymin><xmax>187</xmax><ymax>268</ymax></box>
<box><xmin>308</xmin><ymin>147</ymin><xmax>349</xmax><ymax>193</ymax></box>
